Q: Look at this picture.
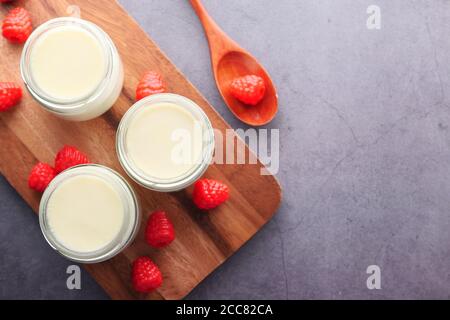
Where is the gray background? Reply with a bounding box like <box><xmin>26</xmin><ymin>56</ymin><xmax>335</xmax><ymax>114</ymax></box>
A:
<box><xmin>1</xmin><ymin>0</ymin><xmax>449</xmax><ymax>299</ymax></box>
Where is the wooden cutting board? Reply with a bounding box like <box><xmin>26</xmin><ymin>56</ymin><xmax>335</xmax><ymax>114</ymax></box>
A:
<box><xmin>0</xmin><ymin>0</ymin><xmax>281</xmax><ymax>300</ymax></box>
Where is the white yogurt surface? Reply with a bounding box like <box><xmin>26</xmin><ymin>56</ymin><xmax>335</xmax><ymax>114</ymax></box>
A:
<box><xmin>30</xmin><ymin>26</ymin><xmax>107</xmax><ymax>101</ymax></box>
<box><xmin>46</xmin><ymin>175</ymin><xmax>124</xmax><ymax>253</ymax></box>
<box><xmin>125</xmin><ymin>102</ymin><xmax>203</xmax><ymax>180</ymax></box>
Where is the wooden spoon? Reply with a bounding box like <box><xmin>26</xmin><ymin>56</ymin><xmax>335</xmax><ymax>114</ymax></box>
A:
<box><xmin>189</xmin><ymin>0</ymin><xmax>278</xmax><ymax>126</ymax></box>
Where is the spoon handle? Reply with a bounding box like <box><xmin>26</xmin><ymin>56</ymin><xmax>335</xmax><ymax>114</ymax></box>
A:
<box><xmin>189</xmin><ymin>0</ymin><xmax>239</xmax><ymax>63</ymax></box>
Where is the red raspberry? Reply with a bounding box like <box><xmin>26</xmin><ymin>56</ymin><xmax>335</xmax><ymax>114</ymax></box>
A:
<box><xmin>145</xmin><ymin>211</ymin><xmax>175</xmax><ymax>248</ymax></box>
<box><xmin>193</xmin><ymin>179</ymin><xmax>229</xmax><ymax>210</ymax></box>
<box><xmin>0</xmin><ymin>82</ymin><xmax>22</xmax><ymax>111</ymax></box>
<box><xmin>2</xmin><ymin>7</ymin><xmax>32</xmax><ymax>43</ymax></box>
<box><xmin>0</xmin><ymin>1</ymin><xmax>15</xmax><ymax>3</ymax></box>
<box><xmin>135</xmin><ymin>71</ymin><xmax>166</xmax><ymax>101</ymax></box>
<box><xmin>230</xmin><ymin>75</ymin><xmax>266</xmax><ymax>105</ymax></box>
<box><xmin>28</xmin><ymin>162</ymin><xmax>56</xmax><ymax>192</ymax></box>
<box><xmin>131</xmin><ymin>256</ymin><xmax>163</xmax><ymax>293</ymax></box>
<box><xmin>54</xmin><ymin>145</ymin><xmax>89</xmax><ymax>174</ymax></box>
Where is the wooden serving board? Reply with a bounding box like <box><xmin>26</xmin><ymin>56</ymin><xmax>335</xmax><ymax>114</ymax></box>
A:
<box><xmin>0</xmin><ymin>0</ymin><xmax>281</xmax><ymax>300</ymax></box>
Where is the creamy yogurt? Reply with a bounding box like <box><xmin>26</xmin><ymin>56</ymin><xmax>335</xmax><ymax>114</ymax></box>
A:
<box><xmin>117</xmin><ymin>94</ymin><xmax>215</xmax><ymax>192</ymax></box>
<box><xmin>39</xmin><ymin>165</ymin><xmax>140</xmax><ymax>263</ymax></box>
<box><xmin>125</xmin><ymin>102</ymin><xmax>203</xmax><ymax>180</ymax></box>
<box><xmin>30</xmin><ymin>26</ymin><xmax>107</xmax><ymax>101</ymax></box>
<box><xmin>46</xmin><ymin>174</ymin><xmax>124</xmax><ymax>253</ymax></box>
<box><xmin>21</xmin><ymin>18</ymin><xmax>124</xmax><ymax>121</ymax></box>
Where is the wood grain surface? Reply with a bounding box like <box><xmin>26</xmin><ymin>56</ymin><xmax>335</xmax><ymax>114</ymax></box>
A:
<box><xmin>0</xmin><ymin>0</ymin><xmax>281</xmax><ymax>300</ymax></box>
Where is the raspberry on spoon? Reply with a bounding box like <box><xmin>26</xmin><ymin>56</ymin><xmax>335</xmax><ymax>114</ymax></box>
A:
<box><xmin>230</xmin><ymin>74</ymin><xmax>266</xmax><ymax>106</ymax></box>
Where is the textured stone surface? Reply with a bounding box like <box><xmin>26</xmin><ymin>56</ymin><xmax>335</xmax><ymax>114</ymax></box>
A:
<box><xmin>1</xmin><ymin>0</ymin><xmax>450</xmax><ymax>299</ymax></box>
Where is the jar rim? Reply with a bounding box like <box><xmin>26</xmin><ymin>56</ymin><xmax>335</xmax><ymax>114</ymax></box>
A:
<box><xmin>20</xmin><ymin>17</ymin><xmax>115</xmax><ymax>114</ymax></box>
<box><xmin>116</xmin><ymin>93</ymin><xmax>215</xmax><ymax>192</ymax></box>
<box><xmin>39</xmin><ymin>164</ymin><xmax>140</xmax><ymax>263</ymax></box>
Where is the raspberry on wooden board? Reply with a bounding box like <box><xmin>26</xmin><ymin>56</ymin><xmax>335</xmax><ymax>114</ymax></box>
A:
<box><xmin>54</xmin><ymin>145</ymin><xmax>90</xmax><ymax>174</ymax></box>
<box><xmin>1</xmin><ymin>7</ymin><xmax>32</xmax><ymax>43</ymax></box>
<box><xmin>193</xmin><ymin>179</ymin><xmax>230</xmax><ymax>210</ymax></box>
<box><xmin>131</xmin><ymin>256</ymin><xmax>163</xmax><ymax>293</ymax></box>
<box><xmin>28</xmin><ymin>162</ymin><xmax>56</xmax><ymax>193</ymax></box>
<box><xmin>0</xmin><ymin>82</ymin><xmax>22</xmax><ymax>111</ymax></box>
<box><xmin>145</xmin><ymin>211</ymin><xmax>175</xmax><ymax>248</ymax></box>
<box><xmin>135</xmin><ymin>71</ymin><xmax>166</xmax><ymax>101</ymax></box>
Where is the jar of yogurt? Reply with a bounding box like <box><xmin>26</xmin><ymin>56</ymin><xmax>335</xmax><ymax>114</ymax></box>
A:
<box><xmin>116</xmin><ymin>93</ymin><xmax>215</xmax><ymax>192</ymax></box>
<box><xmin>20</xmin><ymin>17</ymin><xmax>124</xmax><ymax>121</ymax></box>
<box><xmin>39</xmin><ymin>165</ymin><xmax>140</xmax><ymax>263</ymax></box>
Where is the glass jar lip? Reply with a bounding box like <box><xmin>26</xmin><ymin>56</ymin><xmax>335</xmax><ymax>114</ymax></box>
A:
<box><xmin>116</xmin><ymin>93</ymin><xmax>215</xmax><ymax>192</ymax></box>
<box><xmin>20</xmin><ymin>17</ymin><xmax>115</xmax><ymax>114</ymax></box>
<box><xmin>39</xmin><ymin>164</ymin><xmax>140</xmax><ymax>263</ymax></box>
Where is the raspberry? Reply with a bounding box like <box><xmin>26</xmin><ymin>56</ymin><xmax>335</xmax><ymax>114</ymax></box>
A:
<box><xmin>54</xmin><ymin>145</ymin><xmax>89</xmax><ymax>174</ymax></box>
<box><xmin>131</xmin><ymin>256</ymin><xmax>163</xmax><ymax>293</ymax></box>
<box><xmin>145</xmin><ymin>211</ymin><xmax>175</xmax><ymax>248</ymax></box>
<box><xmin>28</xmin><ymin>162</ymin><xmax>56</xmax><ymax>192</ymax></box>
<box><xmin>230</xmin><ymin>75</ymin><xmax>266</xmax><ymax>105</ymax></box>
<box><xmin>0</xmin><ymin>82</ymin><xmax>22</xmax><ymax>111</ymax></box>
<box><xmin>135</xmin><ymin>71</ymin><xmax>166</xmax><ymax>101</ymax></box>
<box><xmin>193</xmin><ymin>179</ymin><xmax>229</xmax><ymax>210</ymax></box>
<box><xmin>2</xmin><ymin>7</ymin><xmax>32</xmax><ymax>43</ymax></box>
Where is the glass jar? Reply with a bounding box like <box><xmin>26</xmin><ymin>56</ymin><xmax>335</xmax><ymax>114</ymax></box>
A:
<box><xmin>116</xmin><ymin>93</ymin><xmax>215</xmax><ymax>192</ymax></box>
<box><xmin>39</xmin><ymin>164</ymin><xmax>140</xmax><ymax>263</ymax></box>
<box><xmin>20</xmin><ymin>17</ymin><xmax>124</xmax><ymax>121</ymax></box>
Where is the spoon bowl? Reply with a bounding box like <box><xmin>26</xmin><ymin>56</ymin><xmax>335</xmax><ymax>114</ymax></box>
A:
<box><xmin>216</xmin><ymin>51</ymin><xmax>278</xmax><ymax>126</ymax></box>
<box><xmin>190</xmin><ymin>0</ymin><xmax>278</xmax><ymax>126</ymax></box>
